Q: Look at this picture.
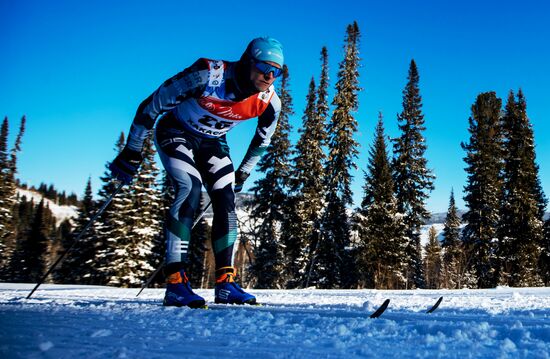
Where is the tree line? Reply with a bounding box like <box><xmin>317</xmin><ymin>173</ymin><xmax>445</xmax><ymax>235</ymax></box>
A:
<box><xmin>19</xmin><ymin>182</ymin><xmax>80</xmax><ymax>207</ymax></box>
<box><xmin>1</xmin><ymin>21</ymin><xmax>548</xmax><ymax>289</ymax></box>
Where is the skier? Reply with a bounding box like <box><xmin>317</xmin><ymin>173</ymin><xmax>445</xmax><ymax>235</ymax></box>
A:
<box><xmin>109</xmin><ymin>37</ymin><xmax>283</xmax><ymax>308</ymax></box>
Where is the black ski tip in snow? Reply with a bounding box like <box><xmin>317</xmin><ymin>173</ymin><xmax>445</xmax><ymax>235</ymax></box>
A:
<box><xmin>369</xmin><ymin>299</ymin><xmax>390</xmax><ymax>318</ymax></box>
<box><xmin>426</xmin><ymin>296</ymin><xmax>443</xmax><ymax>314</ymax></box>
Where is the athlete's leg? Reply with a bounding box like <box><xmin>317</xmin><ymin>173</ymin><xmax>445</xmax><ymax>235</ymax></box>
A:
<box><xmin>155</xmin><ymin>129</ymin><xmax>202</xmax><ymax>273</ymax></box>
<box><xmin>196</xmin><ymin>138</ymin><xmax>237</xmax><ymax>269</ymax></box>
<box><xmin>155</xmin><ymin>124</ymin><xmax>205</xmax><ymax>308</ymax></box>
<box><xmin>197</xmin><ymin>138</ymin><xmax>256</xmax><ymax>304</ymax></box>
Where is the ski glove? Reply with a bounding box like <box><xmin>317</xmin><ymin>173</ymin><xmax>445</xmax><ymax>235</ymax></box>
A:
<box><xmin>109</xmin><ymin>146</ymin><xmax>143</xmax><ymax>184</ymax></box>
<box><xmin>234</xmin><ymin>170</ymin><xmax>250</xmax><ymax>193</ymax></box>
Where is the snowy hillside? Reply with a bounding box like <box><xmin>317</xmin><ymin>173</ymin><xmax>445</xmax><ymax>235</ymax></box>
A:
<box><xmin>1</xmin><ymin>283</ymin><xmax>549</xmax><ymax>358</ymax></box>
<box><xmin>16</xmin><ymin>188</ymin><xmax>78</xmax><ymax>226</ymax></box>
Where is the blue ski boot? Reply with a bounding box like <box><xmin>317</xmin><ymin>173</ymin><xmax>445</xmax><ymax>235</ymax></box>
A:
<box><xmin>163</xmin><ymin>269</ymin><xmax>205</xmax><ymax>308</ymax></box>
<box><xmin>214</xmin><ymin>267</ymin><xmax>256</xmax><ymax>305</ymax></box>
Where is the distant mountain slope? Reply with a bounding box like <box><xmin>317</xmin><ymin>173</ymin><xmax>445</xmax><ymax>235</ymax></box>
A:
<box><xmin>16</xmin><ymin>188</ymin><xmax>78</xmax><ymax>226</ymax></box>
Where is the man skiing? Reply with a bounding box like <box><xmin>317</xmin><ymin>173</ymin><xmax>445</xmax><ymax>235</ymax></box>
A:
<box><xmin>109</xmin><ymin>37</ymin><xmax>284</xmax><ymax>308</ymax></box>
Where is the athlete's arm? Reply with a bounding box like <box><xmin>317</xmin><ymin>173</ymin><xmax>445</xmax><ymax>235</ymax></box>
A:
<box><xmin>125</xmin><ymin>59</ymin><xmax>209</xmax><ymax>151</ymax></box>
<box><xmin>236</xmin><ymin>91</ymin><xmax>282</xmax><ymax>176</ymax></box>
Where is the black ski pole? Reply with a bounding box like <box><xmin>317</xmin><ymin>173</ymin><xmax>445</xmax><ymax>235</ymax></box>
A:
<box><xmin>26</xmin><ymin>181</ymin><xmax>126</xmax><ymax>299</ymax></box>
<box><xmin>136</xmin><ymin>200</ymin><xmax>212</xmax><ymax>297</ymax></box>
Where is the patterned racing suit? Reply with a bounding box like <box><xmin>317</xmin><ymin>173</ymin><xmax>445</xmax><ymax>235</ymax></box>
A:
<box><xmin>125</xmin><ymin>58</ymin><xmax>281</xmax><ymax>273</ymax></box>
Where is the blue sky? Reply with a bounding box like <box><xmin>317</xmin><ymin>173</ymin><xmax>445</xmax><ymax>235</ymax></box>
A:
<box><xmin>1</xmin><ymin>0</ymin><xmax>549</xmax><ymax>213</ymax></box>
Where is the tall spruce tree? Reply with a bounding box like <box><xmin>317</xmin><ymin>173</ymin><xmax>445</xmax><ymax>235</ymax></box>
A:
<box><xmin>498</xmin><ymin>90</ymin><xmax>545</xmax><ymax>286</ymax></box>
<box><xmin>541</xmin><ymin>218</ymin><xmax>550</xmax><ymax>285</ymax></box>
<box><xmin>108</xmin><ymin>137</ymin><xmax>162</xmax><ymax>287</ymax></box>
<box><xmin>424</xmin><ymin>226</ymin><xmax>442</xmax><ymax>289</ymax></box>
<box><xmin>93</xmin><ymin>133</ymin><xmax>133</xmax><ymax>285</ymax></box>
<box><xmin>54</xmin><ymin>177</ymin><xmax>97</xmax><ymax>284</ymax></box>
<box><xmin>249</xmin><ymin>65</ymin><xmax>293</xmax><ymax>289</ymax></box>
<box><xmin>288</xmin><ymin>48</ymin><xmax>330</xmax><ymax>288</ymax></box>
<box><xmin>0</xmin><ymin>116</ymin><xmax>26</xmax><ymax>275</ymax></box>
<box><xmin>303</xmin><ymin>47</ymin><xmax>330</xmax><ymax>288</ymax></box>
<box><xmin>284</xmin><ymin>78</ymin><xmax>317</xmax><ymax>287</ymax></box>
<box><xmin>148</xmin><ymin>170</ymin><xmax>174</xmax><ymax>286</ymax></box>
<box><xmin>0</xmin><ymin>117</ymin><xmax>11</xmax><ymax>269</ymax></box>
<box><xmin>461</xmin><ymin>92</ymin><xmax>503</xmax><ymax>288</ymax></box>
<box><xmin>315</xmin><ymin>22</ymin><xmax>361</xmax><ymax>288</ymax></box>
<box><xmin>355</xmin><ymin>113</ymin><xmax>405</xmax><ymax>289</ymax></box>
<box><xmin>392</xmin><ymin>60</ymin><xmax>434</xmax><ymax>289</ymax></box>
<box><xmin>441</xmin><ymin>190</ymin><xmax>464</xmax><ymax>288</ymax></box>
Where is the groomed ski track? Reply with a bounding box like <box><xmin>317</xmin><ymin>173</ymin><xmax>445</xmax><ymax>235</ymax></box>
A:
<box><xmin>1</xmin><ymin>283</ymin><xmax>549</xmax><ymax>358</ymax></box>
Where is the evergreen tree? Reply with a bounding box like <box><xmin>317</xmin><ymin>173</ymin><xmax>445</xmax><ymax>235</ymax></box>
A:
<box><xmin>54</xmin><ymin>177</ymin><xmax>96</xmax><ymax>283</ymax></box>
<box><xmin>392</xmin><ymin>60</ymin><xmax>434</xmax><ymax>289</ymax></box>
<box><xmin>287</xmin><ymin>48</ymin><xmax>329</xmax><ymax>288</ymax></box>
<box><xmin>461</xmin><ymin>92</ymin><xmax>503</xmax><ymax>288</ymax></box>
<box><xmin>497</xmin><ymin>90</ymin><xmax>545</xmax><ymax>286</ymax></box>
<box><xmin>249</xmin><ymin>65</ymin><xmax>293</xmax><ymax>289</ymax></box>
<box><xmin>148</xmin><ymin>170</ymin><xmax>174</xmax><ymax>286</ymax></box>
<box><xmin>8</xmin><ymin>116</ymin><xmax>26</xmax><ymax>184</ymax></box>
<box><xmin>355</xmin><ymin>113</ymin><xmax>405</xmax><ymax>289</ymax></box>
<box><xmin>0</xmin><ymin>117</ymin><xmax>12</xmax><ymax>269</ymax></box>
<box><xmin>93</xmin><ymin>133</ymin><xmax>132</xmax><ymax>285</ymax></box>
<box><xmin>541</xmin><ymin>218</ymin><xmax>550</xmax><ymax>285</ymax></box>
<box><xmin>43</xmin><ymin>203</ymin><xmax>60</xmax><ymax>278</ymax></box>
<box><xmin>424</xmin><ymin>226</ymin><xmax>442</xmax><ymax>289</ymax></box>
<box><xmin>11</xmin><ymin>199</ymin><xmax>49</xmax><ymax>282</ymax></box>
<box><xmin>441</xmin><ymin>190</ymin><xmax>464</xmax><ymax>288</ymax></box>
<box><xmin>283</xmin><ymin>78</ymin><xmax>317</xmax><ymax>287</ymax></box>
<box><xmin>15</xmin><ymin>196</ymin><xmax>35</xmax><ymax>246</ymax></box>
<box><xmin>301</xmin><ymin>47</ymin><xmax>330</xmax><ymax>288</ymax></box>
<box><xmin>0</xmin><ymin>116</ymin><xmax>25</xmax><ymax>276</ymax></box>
<box><xmin>108</xmin><ymin>137</ymin><xmax>162</xmax><ymax>287</ymax></box>
<box><xmin>315</xmin><ymin>22</ymin><xmax>361</xmax><ymax>288</ymax></box>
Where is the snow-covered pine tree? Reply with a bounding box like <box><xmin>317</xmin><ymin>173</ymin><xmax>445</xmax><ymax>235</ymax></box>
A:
<box><xmin>108</xmin><ymin>137</ymin><xmax>162</xmax><ymax>287</ymax></box>
<box><xmin>441</xmin><ymin>190</ymin><xmax>464</xmax><ymax>289</ymax></box>
<box><xmin>0</xmin><ymin>116</ymin><xmax>25</xmax><ymax>277</ymax></box>
<box><xmin>249</xmin><ymin>65</ymin><xmax>293</xmax><ymax>289</ymax></box>
<box><xmin>146</xmin><ymin>170</ymin><xmax>173</xmax><ymax>287</ymax></box>
<box><xmin>283</xmin><ymin>78</ymin><xmax>317</xmax><ymax>288</ymax></box>
<box><xmin>541</xmin><ymin>218</ymin><xmax>550</xmax><ymax>285</ymax></box>
<box><xmin>93</xmin><ymin>133</ymin><xmax>134</xmax><ymax>285</ymax></box>
<box><xmin>392</xmin><ymin>60</ymin><xmax>434</xmax><ymax>289</ymax></box>
<box><xmin>424</xmin><ymin>226</ymin><xmax>442</xmax><ymax>289</ymax></box>
<box><xmin>315</xmin><ymin>47</ymin><xmax>330</xmax><ymax>136</ymax></box>
<box><xmin>497</xmin><ymin>90</ymin><xmax>545</xmax><ymax>286</ymax></box>
<box><xmin>315</xmin><ymin>22</ymin><xmax>361</xmax><ymax>289</ymax></box>
<box><xmin>461</xmin><ymin>92</ymin><xmax>503</xmax><ymax>288</ymax></box>
<box><xmin>299</xmin><ymin>47</ymin><xmax>330</xmax><ymax>289</ymax></box>
<box><xmin>54</xmin><ymin>177</ymin><xmax>98</xmax><ymax>284</ymax></box>
<box><xmin>287</xmin><ymin>49</ymin><xmax>330</xmax><ymax>288</ymax></box>
<box><xmin>355</xmin><ymin>113</ymin><xmax>405</xmax><ymax>289</ymax></box>
<box><xmin>0</xmin><ymin>117</ymin><xmax>11</xmax><ymax>271</ymax></box>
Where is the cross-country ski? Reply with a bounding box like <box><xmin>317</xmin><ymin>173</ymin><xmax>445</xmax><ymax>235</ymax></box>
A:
<box><xmin>426</xmin><ymin>296</ymin><xmax>443</xmax><ymax>313</ymax></box>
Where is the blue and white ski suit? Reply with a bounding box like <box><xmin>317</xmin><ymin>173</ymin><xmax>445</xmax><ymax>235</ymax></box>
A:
<box><xmin>125</xmin><ymin>58</ymin><xmax>281</xmax><ymax>272</ymax></box>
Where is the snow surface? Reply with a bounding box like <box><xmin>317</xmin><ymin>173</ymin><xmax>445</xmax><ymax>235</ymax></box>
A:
<box><xmin>1</xmin><ymin>283</ymin><xmax>549</xmax><ymax>358</ymax></box>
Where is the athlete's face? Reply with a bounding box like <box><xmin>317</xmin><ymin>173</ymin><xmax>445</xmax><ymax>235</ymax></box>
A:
<box><xmin>249</xmin><ymin>60</ymin><xmax>281</xmax><ymax>92</ymax></box>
